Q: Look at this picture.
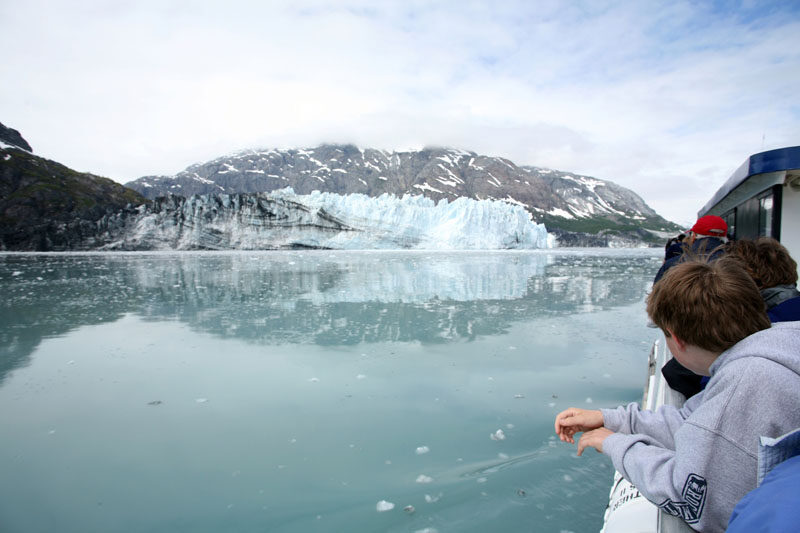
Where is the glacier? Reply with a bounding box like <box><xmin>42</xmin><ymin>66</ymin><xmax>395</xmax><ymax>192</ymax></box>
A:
<box><xmin>102</xmin><ymin>188</ymin><xmax>553</xmax><ymax>250</ymax></box>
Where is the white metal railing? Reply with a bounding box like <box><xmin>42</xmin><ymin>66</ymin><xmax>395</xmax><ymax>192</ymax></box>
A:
<box><xmin>600</xmin><ymin>334</ymin><xmax>694</xmax><ymax>533</ymax></box>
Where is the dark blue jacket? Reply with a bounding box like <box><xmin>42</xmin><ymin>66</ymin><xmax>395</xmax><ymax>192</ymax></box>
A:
<box><xmin>762</xmin><ymin>285</ymin><xmax>800</xmax><ymax>323</ymax></box>
<box><xmin>768</xmin><ymin>297</ymin><xmax>800</xmax><ymax>322</ymax></box>
<box><xmin>653</xmin><ymin>237</ymin><xmax>726</xmax><ymax>284</ymax></box>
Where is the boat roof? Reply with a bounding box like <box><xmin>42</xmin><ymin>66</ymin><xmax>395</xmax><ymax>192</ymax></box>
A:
<box><xmin>698</xmin><ymin>146</ymin><xmax>800</xmax><ymax>217</ymax></box>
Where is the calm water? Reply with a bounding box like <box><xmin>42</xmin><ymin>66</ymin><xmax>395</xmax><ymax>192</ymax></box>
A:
<box><xmin>0</xmin><ymin>250</ymin><xmax>662</xmax><ymax>533</ymax></box>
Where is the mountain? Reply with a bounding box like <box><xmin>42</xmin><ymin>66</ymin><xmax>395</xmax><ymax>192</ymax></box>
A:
<box><xmin>0</xmin><ymin>122</ymin><xmax>146</xmax><ymax>250</ymax></box>
<box><xmin>125</xmin><ymin>145</ymin><xmax>682</xmax><ymax>246</ymax></box>
<box><xmin>0</xmin><ymin>123</ymin><xmax>548</xmax><ymax>251</ymax></box>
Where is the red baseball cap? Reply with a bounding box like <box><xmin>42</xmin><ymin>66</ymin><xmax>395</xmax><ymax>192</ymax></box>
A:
<box><xmin>689</xmin><ymin>215</ymin><xmax>728</xmax><ymax>237</ymax></box>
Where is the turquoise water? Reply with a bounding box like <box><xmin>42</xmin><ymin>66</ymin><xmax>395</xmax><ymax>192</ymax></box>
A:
<box><xmin>0</xmin><ymin>250</ymin><xmax>662</xmax><ymax>533</ymax></box>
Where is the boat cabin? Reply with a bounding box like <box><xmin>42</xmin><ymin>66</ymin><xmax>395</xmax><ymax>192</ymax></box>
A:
<box><xmin>698</xmin><ymin>146</ymin><xmax>800</xmax><ymax>269</ymax></box>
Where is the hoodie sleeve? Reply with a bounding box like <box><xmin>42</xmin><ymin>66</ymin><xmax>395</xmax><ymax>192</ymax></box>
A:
<box><xmin>601</xmin><ymin>405</ymin><xmax>756</xmax><ymax>532</ymax></box>
<box><xmin>601</xmin><ymin>397</ymin><xmax>700</xmax><ymax>450</ymax></box>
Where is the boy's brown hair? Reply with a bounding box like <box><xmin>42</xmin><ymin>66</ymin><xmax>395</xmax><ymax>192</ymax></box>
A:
<box><xmin>728</xmin><ymin>237</ymin><xmax>798</xmax><ymax>288</ymax></box>
<box><xmin>647</xmin><ymin>257</ymin><xmax>771</xmax><ymax>353</ymax></box>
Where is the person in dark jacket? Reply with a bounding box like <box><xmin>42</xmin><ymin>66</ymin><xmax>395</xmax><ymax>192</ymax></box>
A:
<box><xmin>728</xmin><ymin>237</ymin><xmax>800</xmax><ymax>322</ymax></box>
<box><xmin>653</xmin><ymin>215</ymin><xmax>727</xmax><ymax>284</ymax></box>
<box><xmin>663</xmin><ymin>233</ymin><xmax>686</xmax><ymax>261</ymax></box>
<box><xmin>656</xmin><ymin>215</ymin><xmax>728</xmax><ymax>398</ymax></box>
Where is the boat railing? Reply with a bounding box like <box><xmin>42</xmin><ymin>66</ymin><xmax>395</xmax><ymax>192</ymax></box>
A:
<box><xmin>600</xmin><ymin>334</ymin><xmax>695</xmax><ymax>533</ymax></box>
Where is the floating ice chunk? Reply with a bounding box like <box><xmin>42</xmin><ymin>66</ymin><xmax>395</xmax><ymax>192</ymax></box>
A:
<box><xmin>563</xmin><ymin>474</ymin><xmax>573</xmax><ymax>482</ymax></box>
<box><xmin>506</xmin><ymin>423</ymin><xmax>515</xmax><ymax>429</ymax></box>
<box><xmin>425</xmin><ymin>493</ymin><xmax>442</xmax><ymax>503</ymax></box>
<box><xmin>416</xmin><ymin>474</ymin><xmax>434</xmax><ymax>484</ymax></box>
<box><xmin>548</xmin><ymin>402</ymin><xmax>556</xmax><ymax>408</ymax></box>
<box><xmin>356</xmin><ymin>374</ymin><xmax>367</xmax><ymax>380</ymax></box>
<box><xmin>403</xmin><ymin>505</ymin><xmax>415</xmax><ymax>514</ymax></box>
<box><xmin>415</xmin><ymin>446</ymin><xmax>430</xmax><ymax>455</ymax></box>
<box><xmin>195</xmin><ymin>398</ymin><xmax>208</xmax><ymax>403</ymax></box>
<box><xmin>308</xmin><ymin>377</ymin><xmax>319</xmax><ymax>383</ymax></box>
<box><xmin>67</xmin><ymin>360</ymin><xmax>75</xmax><ymax>365</ymax></box>
<box><xmin>585</xmin><ymin>397</ymin><xmax>593</xmax><ymax>404</ymax></box>
<box><xmin>514</xmin><ymin>394</ymin><xmax>525</xmax><ymax>399</ymax></box>
<box><xmin>11</xmin><ymin>271</ymin><xmax>22</xmax><ymax>276</ymax></box>
<box><xmin>376</xmin><ymin>500</ymin><xmax>395</xmax><ymax>512</ymax></box>
<box><xmin>490</xmin><ymin>429</ymin><xmax>506</xmax><ymax>441</ymax></box>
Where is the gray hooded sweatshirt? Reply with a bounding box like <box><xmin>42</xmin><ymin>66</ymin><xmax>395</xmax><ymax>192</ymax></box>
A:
<box><xmin>601</xmin><ymin>321</ymin><xmax>800</xmax><ymax>533</ymax></box>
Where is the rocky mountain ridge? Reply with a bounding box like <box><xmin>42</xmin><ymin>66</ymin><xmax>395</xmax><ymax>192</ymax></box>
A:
<box><xmin>126</xmin><ymin>144</ymin><xmax>681</xmax><ymax>246</ymax></box>
<box><xmin>0</xmin><ymin>122</ymin><xmax>146</xmax><ymax>250</ymax></box>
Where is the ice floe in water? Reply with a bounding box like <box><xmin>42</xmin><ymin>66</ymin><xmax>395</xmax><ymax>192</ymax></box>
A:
<box><xmin>376</xmin><ymin>500</ymin><xmax>394</xmax><ymax>512</ymax></box>
<box><xmin>490</xmin><ymin>429</ymin><xmax>506</xmax><ymax>441</ymax></box>
<box><xmin>415</xmin><ymin>446</ymin><xmax>430</xmax><ymax>455</ymax></box>
<box><xmin>308</xmin><ymin>377</ymin><xmax>319</xmax><ymax>383</ymax></box>
<box><xmin>356</xmin><ymin>374</ymin><xmax>367</xmax><ymax>380</ymax></box>
<box><xmin>425</xmin><ymin>493</ymin><xmax>442</xmax><ymax>503</ymax></box>
<box><xmin>195</xmin><ymin>398</ymin><xmax>208</xmax><ymax>403</ymax></box>
<box><xmin>416</xmin><ymin>474</ymin><xmax>434</xmax><ymax>483</ymax></box>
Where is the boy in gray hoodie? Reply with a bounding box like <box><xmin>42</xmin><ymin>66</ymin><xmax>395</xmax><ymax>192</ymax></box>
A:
<box><xmin>554</xmin><ymin>257</ymin><xmax>800</xmax><ymax>532</ymax></box>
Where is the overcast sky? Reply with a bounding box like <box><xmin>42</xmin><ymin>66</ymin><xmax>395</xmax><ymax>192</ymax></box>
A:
<box><xmin>2</xmin><ymin>0</ymin><xmax>798</xmax><ymax>225</ymax></box>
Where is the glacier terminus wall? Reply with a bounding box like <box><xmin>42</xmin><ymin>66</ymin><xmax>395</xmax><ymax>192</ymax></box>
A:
<box><xmin>96</xmin><ymin>188</ymin><xmax>553</xmax><ymax>251</ymax></box>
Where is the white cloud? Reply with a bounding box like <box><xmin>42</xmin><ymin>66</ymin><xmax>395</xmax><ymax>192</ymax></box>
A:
<box><xmin>1</xmin><ymin>0</ymin><xmax>798</xmax><ymax>225</ymax></box>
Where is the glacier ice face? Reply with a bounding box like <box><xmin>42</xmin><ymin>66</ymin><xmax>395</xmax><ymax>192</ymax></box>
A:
<box><xmin>103</xmin><ymin>188</ymin><xmax>552</xmax><ymax>250</ymax></box>
<box><xmin>261</xmin><ymin>188</ymin><xmax>551</xmax><ymax>250</ymax></box>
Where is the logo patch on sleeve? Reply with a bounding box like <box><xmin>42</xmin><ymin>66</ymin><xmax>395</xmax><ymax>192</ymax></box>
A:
<box><xmin>658</xmin><ymin>473</ymin><xmax>707</xmax><ymax>523</ymax></box>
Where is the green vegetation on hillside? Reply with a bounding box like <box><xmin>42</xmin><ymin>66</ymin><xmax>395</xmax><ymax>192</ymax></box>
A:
<box><xmin>1</xmin><ymin>147</ymin><xmax>147</xmax><ymax>250</ymax></box>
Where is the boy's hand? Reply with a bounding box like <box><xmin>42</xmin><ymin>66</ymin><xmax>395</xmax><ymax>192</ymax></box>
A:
<box><xmin>554</xmin><ymin>408</ymin><xmax>604</xmax><ymax>443</ymax></box>
<box><xmin>577</xmin><ymin>428</ymin><xmax>613</xmax><ymax>456</ymax></box>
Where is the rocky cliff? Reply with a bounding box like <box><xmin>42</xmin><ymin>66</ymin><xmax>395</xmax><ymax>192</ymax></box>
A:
<box><xmin>0</xmin><ymin>122</ymin><xmax>147</xmax><ymax>250</ymax></box>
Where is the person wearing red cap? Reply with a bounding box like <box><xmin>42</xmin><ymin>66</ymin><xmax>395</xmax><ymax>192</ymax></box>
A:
<box><xmin>653</xmin><ymin>215</ymin><xmax>728</xmax><ymax>284</ymax></box>
<box><xmin>653</xmin><ymin>215</ymin><xmax>729</xmax><ymax>399</ymax></box>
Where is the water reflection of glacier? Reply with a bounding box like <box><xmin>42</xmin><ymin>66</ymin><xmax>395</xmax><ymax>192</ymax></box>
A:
<box><xmin>0</xmin><ymin>250</ymin><xmax>663</xmax><ymax>381</ymax></box>
<box><xmin>132</xmin><ymin>251</ymin><xmax>552</xmax><ymax>303</ymax></box>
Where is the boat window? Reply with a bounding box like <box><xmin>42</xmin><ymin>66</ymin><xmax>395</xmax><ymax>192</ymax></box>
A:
<box><xmin>759</xmin><ymin>193</ymin><xmax>773</xmax><ymax>237</ymax></box>
<box><xmin>723</xmin><ymin>210</ymin><xmax>736</xmax><ymax>239</ymax></box>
